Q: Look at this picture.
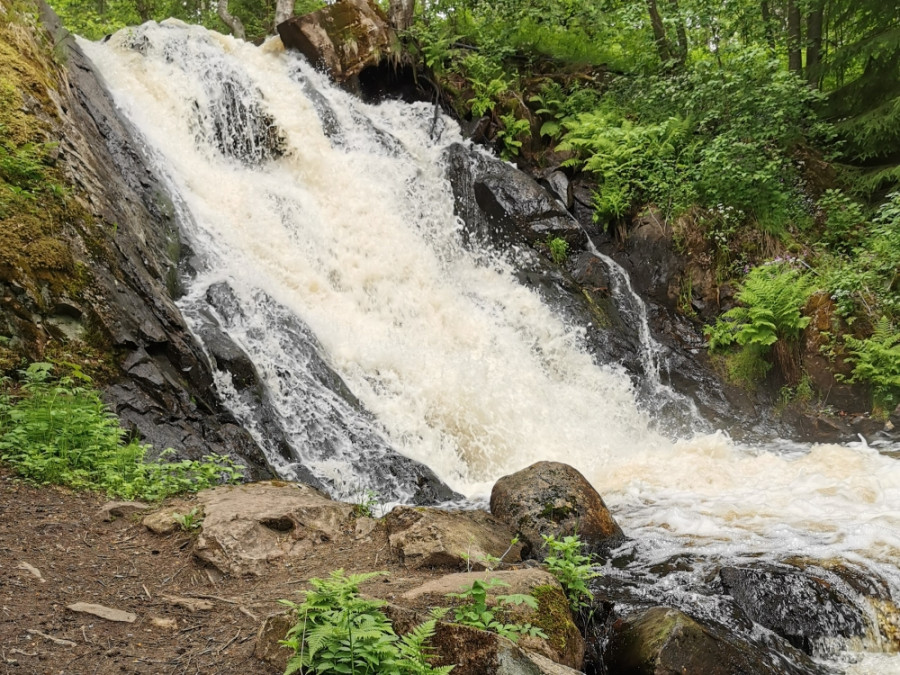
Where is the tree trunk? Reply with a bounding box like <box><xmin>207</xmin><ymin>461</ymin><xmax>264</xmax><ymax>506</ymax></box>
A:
<box><xmin>760</xmin><ymin>1</ymin><xmax>776</xmax><ymax>52</ymax></box>
<box><xmin>666</xmin><ymin>0</ymin><xmax>688</xmax><ymax>65</ymax></box>
<box><xmin>787</xmin><ymin>0</ymin><xmax>802</xmax><ymax>73</ymax></box>
<box><xmin>274</xmin><ymin>0</ymin><xmax>294</xmax><ymax>26</ymax></box>
<box><xmin>806</xmin><ymin>2</ymin><xmax>824</xmax><ymax>87</ymax></box>
<box><xmin>388</xmin><ymin>0</ymin><xmax>415</xmax><ymax>32</ymax></box>
<box><xmin>645</xmin><ymin>0</ymin><xmax>671</xmax><ymax>64</ymax></box>
<box><xmin>217</xmin><ymin>0</ymin><xmax>246</xmax><ymax>40</ymax></box>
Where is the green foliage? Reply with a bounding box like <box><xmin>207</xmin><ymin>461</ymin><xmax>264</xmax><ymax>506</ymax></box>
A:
<box><xmin>707</xmin><ymin>263</ymin><xmax>815</xmax><ymax>353</ymax></box>
<box><xmin>819</xmin><ymin>188</ymin><xmax>866</xmax><ymax>252</ymax></box>
<box><xmin>0</xmin><ymin>363</ymin><xmax>244</xmax><ymax>500</ymax></box>
<box><xmin>351</xmin><ymin>488</ymin><xmax>379</xmax><ymax>518</ymax></box>
<box><xmin>280</xmin><ymin>570</ymin><xmax>452</xmax><ymax>675</ymax></box>
<box><xmin>496</xmin><ymin>112</ymin><xmax>530</xmax><ymax>160</ymax></box>
<box><xmin>823</xmin><ymin>192</ymin><xmax>900</xmax><ymax>321</ymax></box>
<box><xmin>843</xmin><ymin>317</ymin><xmax>900</xmax><ymax>411</ymax></box>
<box><xmin>173</xmin><ymin>507</ymin><xmax>203</xmax><ymax>531</ymax></box>
<box><xmin>445</xmin><ymin>578</ymin><xmax>546</xmax><ymax>642</ymax></box>
<box><xmin>541</xmin><ymin>534</ymin><xmax>599</xmax><ymax>612</ymax></box>
<box><xmin>547</xmin><ymin>236</ymin><xmax>569</xmax><ymax>265</ymax></box>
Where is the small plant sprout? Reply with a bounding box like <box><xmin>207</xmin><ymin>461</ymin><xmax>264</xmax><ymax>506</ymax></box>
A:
<box><xmin>172</xmin><ymin>507</ymin><xmax>202</xmax><ymax>531</ymax></box>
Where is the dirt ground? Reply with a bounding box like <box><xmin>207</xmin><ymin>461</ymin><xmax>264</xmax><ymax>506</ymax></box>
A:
<box><xmin>0</xmin><ymin>467</ymin><xmax>444</xmax><ymax>675</ymax></box>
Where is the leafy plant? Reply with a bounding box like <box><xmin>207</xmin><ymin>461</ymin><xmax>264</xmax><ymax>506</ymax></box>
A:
<box><xmin>445</xmin><ymin>578</ymin><xmax>546</xmax><ymax>642</ymax></box>
<box><xmin>547</xmin><ymin>236</ymin><xmax>569</xmax><ymax>265</ymax></box>
<box><xmin>0</xmin><ymin>363</ymin><xmax>244</xmax><ymax>501</ymax></box>
<box><xmin>496</xmin><ymin>112</ymin><xmax>531</xmax><ymax>160</ymax></box>
<box><xmin>173</xmin><ymin>507</ymin><xmax>203</xmax><ymax>531</ymax></box>
<box><xmin>707</xmin><ymin>263</ymin><xmax>815</xmax><ymax>349</ymax></box>
<box><xmin>541</xmin><ymin>534</ymin><xmax>599</xmax><ymax>612</ymax></box>
<box><xmin>843</xmin><ymin>317</ymin><xmax>900</xmax><ymax>411</ymax></box>
<box><xmin>352</xmin><ymin>488</ymin><xmax>379</xmax><ymax>518</ymax></box>
<box><xmin>279</xmin><ymin>570</ymin><xmax>451</xmax><ymax>675</ymax></box>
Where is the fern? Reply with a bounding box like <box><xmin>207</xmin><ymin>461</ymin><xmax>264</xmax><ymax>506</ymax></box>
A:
<box><xmin>280</xmin><ymin>570</ymin><xmax>452</xmax><ymax>675</ymax></box>
<box><xmin>397</xmin><ymin>620</ymin><xmax>455</xmax><ymax>675</ymax></box>
<box><xmin>844</xmin><ymin>317</ymin><xmax>900</xmax><ymax>411</ymax></box>
<box><xmin>706</xmin><ymin>263</ymin><xmax>816</xmax><ymax>382</ymax></box>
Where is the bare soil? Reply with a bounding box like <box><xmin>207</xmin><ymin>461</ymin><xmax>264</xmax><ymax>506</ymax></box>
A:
<box><xmin>0</xmin><ymin>467</ymin><xmax>446</xmax><ymax>675</ymax></box>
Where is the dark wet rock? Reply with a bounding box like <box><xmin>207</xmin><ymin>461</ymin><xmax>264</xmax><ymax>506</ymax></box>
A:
<box><xmin>196</xmin><ymin>282</ymin><xmax>460</xmax><ymax>505</ymax></box>
<box><xmin>540</xmin><ymin>170</ymin><xmax>573</xmax><ymax>210</ymax></box>
<box><xmin>719</xmin><ymin>565</ymin><xmax>868</xmax><ymax>655</ymax></box>
<box><xmin>278</xmin><ymin>0</ymin><xmax>397</xmax><ymax>88</ymax></box>
<box><xmin>603</xmin><ymin>606</ymin><xmax>822</xmax><ymax>675</ymax></box>
<box><xmin>490</xmin><ymin>461</ymin><xmax>624</xmax><ymax>560</ymax></box>
<box><xmin>15</xmin><ymin>10</ymin><xmax>276</xmax><ymax>480</ymax></box>
<box><xmin>444</xmin><ymin>143</ymin><xmax>585</xmax><ymax>250</ymax></box>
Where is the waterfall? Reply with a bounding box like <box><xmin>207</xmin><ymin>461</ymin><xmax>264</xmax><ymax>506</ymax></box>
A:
<box><xmin>81</xmin><ymin>21</ymin><xmax>900</xmax><ymax>670</ymax></box>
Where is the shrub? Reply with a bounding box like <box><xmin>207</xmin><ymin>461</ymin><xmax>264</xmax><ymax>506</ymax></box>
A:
<box><xmin>0</xmin><ymin>362</ymin><xmax>244</xmax><ymax>500</ymax></box>
<box><xmin>706</xmin><ymin>263</ymin><xmax>816</xmax><ymax>383</ymax></box>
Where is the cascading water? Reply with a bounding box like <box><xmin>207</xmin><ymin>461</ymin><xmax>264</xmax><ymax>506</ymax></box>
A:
<box><xmin>81</xmin><ymin>21</ymin><xmax>900</xmax><ymax>672</ymax></box>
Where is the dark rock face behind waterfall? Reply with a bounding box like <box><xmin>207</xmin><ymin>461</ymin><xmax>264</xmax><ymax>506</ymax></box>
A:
<box><xmin>0</xmin><ymin>6</ymin><xmax>459</xmax><ymax>503</ymax></box>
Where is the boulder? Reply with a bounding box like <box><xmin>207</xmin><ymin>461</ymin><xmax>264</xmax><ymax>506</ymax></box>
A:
<box><xmin>385</xmin><ymin>505</ymin><xmax>523</xmax><ymax>570</ymax></box>
<box><xmin>490</xmin><ymin>461</ymin><xmax>624</xmax><ymax>559</ymax></box>
<box><xmin>603</xmin><ymin>606</ymin><xmax>821</xmax><ymax>675</ymax></box>
<box><xmin>192</xmin><ymin>481</ymin><xmax>359</xmax><ymax>575</ymax></box>
<box><xmin>719</xmin><ymin>565</ymin><xmax>868</xmax><ymax>654</ymax></box>
<box><xmin>277</xmin><ymin>0</ymin><xmax>397</xmax><ymax>85</ymax></box>
<box><xmin>444</xmin><ymin>143</ymin><xmax>584</xmax><ymax>252</ymax></box>
<box><xmin>399</xmin><ymin>569</ymin><xmax>584</xmax><ymax>670</ymax></box>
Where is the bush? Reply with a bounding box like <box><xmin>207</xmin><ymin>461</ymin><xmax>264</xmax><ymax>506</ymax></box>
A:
<box><xmin>843</xmin><ymin>317</ymin><xmax>900</xmax><ymax>412</ymax></box>
<box><xmin>0</xmin><ymin>362</ymin><xmax>244</xmax><ymax>500</ymax></box>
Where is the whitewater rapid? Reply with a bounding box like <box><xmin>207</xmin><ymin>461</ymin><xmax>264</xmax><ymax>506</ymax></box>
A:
<box><xmin>81</xmin><ymin>21</ymin><xmax>900</xmax><ymax>671</ymax></box>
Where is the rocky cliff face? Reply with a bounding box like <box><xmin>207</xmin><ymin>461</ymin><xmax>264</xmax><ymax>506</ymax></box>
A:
<box><xmin>0</xmin><ymin>4</ymin><xmax>271</xmax><ymax>477</ymax></box>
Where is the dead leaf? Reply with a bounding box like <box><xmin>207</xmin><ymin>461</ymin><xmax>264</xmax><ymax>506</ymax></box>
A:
<box><xmin>67</xmin><ymin>603</ymin><xmax>137</xmax><ymax>623</ymax></box>
<box><xmin>17</xmin><ymin>562</ymin><xmax>45</xmax><ymax>583</ymax></box>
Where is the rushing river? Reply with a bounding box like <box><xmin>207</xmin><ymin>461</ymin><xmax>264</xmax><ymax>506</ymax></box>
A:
<box><xmin>81</xmin><ymin>22</ymin><xmax>900</xmax><ymax>672</ymax></box>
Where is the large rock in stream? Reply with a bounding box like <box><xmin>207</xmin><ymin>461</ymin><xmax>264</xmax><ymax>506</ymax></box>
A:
<box><xmin>719</xmin><ymin>564</ymin><xmax>868</xmax><ymax>655</ymax></box>
<box><xmin>490</xmin><ymin>461</ymin><xmax>624</xmax><ymax>560</ymax></box>
<box><xmin>603</xmin><ymin>606</ymin><xmax>822</xmax><ymax>675</ymax></box>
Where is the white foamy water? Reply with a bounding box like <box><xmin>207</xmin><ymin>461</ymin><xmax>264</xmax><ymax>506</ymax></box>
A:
<box><xmin>81</xmin><ymin>22</ymin><xmax>900</xmax><ymax>670</ymax></box>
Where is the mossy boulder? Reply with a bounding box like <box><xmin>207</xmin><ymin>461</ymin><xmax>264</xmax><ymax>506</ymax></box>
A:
<box><xmin>398</xmin><ymin>569</ymin><xmax>584</xmax><ymax>670</ymax></box>
<box><xmin>604</xmin><ymin>606</ymin><xmax>822</xmax><ymax>675</ymax></box>
<box><xmin>490</xmin><ymin>461</ymin><xmax>624</xmax><ymax>560</ymax></box>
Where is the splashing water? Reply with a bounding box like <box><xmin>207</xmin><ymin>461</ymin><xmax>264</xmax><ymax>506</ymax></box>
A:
<box><xmin>81</xmin><ymin>21</ymin><xmax>900</xmax><ymax>670</ymax></box>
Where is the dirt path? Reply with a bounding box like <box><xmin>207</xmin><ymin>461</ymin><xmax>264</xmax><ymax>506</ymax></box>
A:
<box><xmin>0</xmin><ymin>468</ymin><xmax>439</xmax><ymax>675</ymax></box>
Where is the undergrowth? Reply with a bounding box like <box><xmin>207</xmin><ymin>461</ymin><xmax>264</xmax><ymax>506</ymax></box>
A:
<box><xmin>279</xmin><ymin>570</ymin><xmax>453</xmax><ymax>675</ymax></box>
<box><xmin>0</xmin><ymin>362</ymin><xmax>244</xmax><ymax>500</ymax></box>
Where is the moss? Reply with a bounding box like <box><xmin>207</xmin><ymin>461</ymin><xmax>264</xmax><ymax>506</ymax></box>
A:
<box><xmin>529</xmin><ymin>584</ymin><xmax>578</xmax><ymax>656</ymax></box>
<box><xmin>539</xmin><ymin>501</ymin><xmax>572</xmax><ymax>521</ymax></box>
<box><xmin>0</xmin><ymin>0</ymin><xmax>121</xmax><ymax>376</ymax></box>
